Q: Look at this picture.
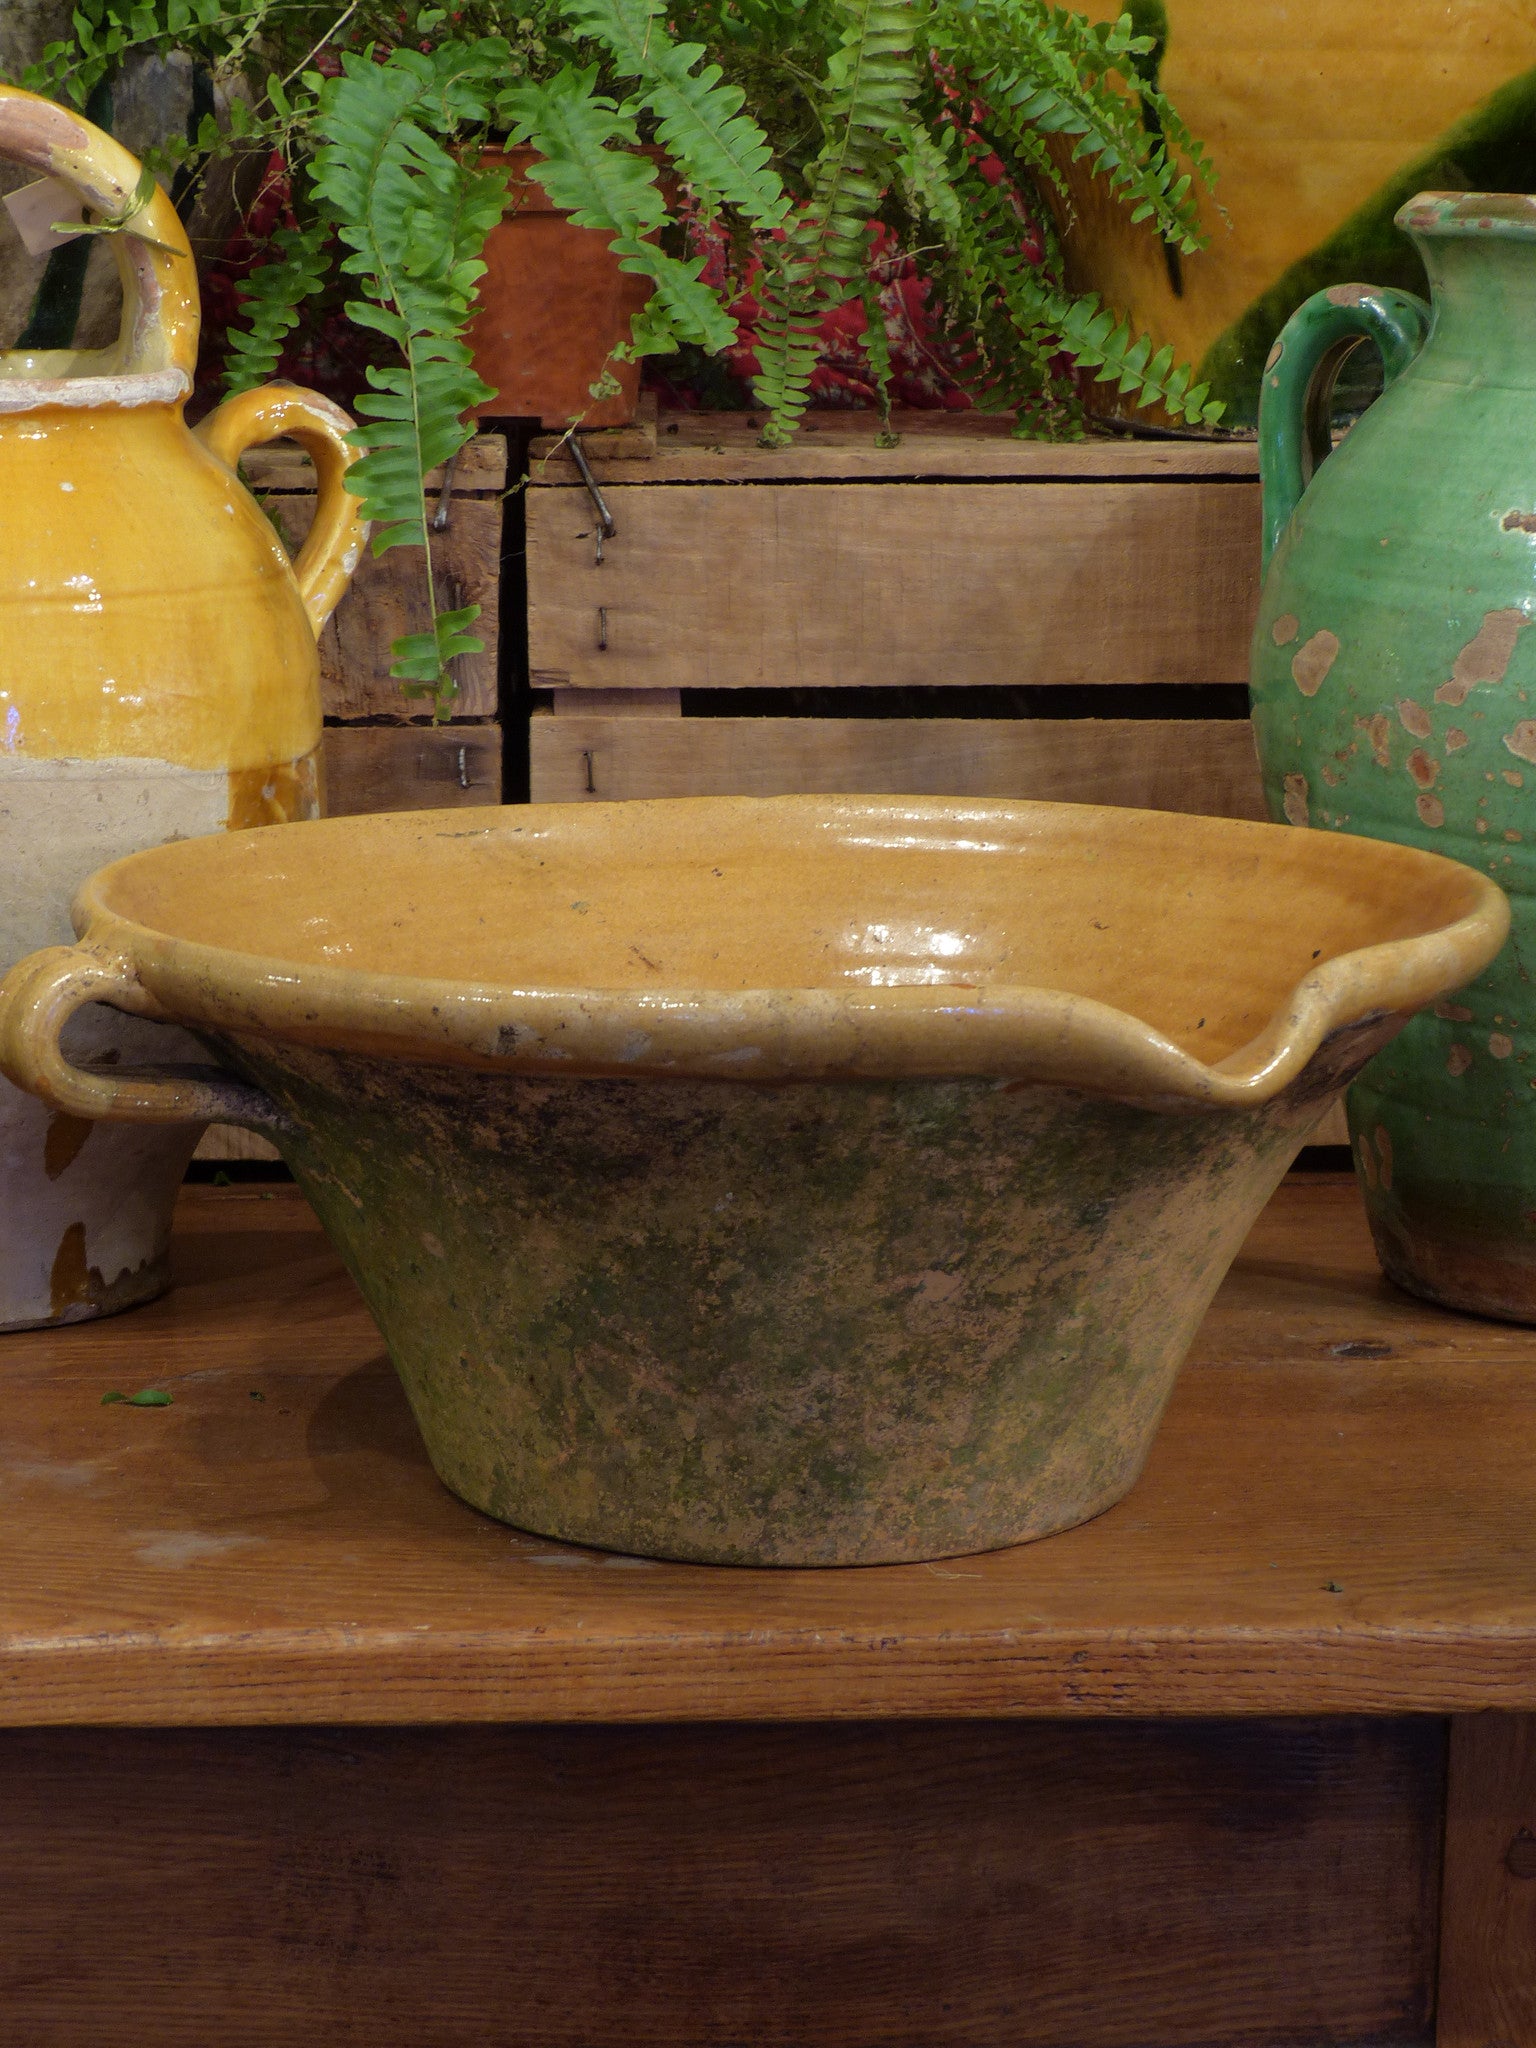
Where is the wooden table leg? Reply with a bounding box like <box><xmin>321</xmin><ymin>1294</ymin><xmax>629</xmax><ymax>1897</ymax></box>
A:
<box><xmin>1439</xmin><ymin>1716</ymin><xmax>1536</xmax><ymax>2048</ymax></box>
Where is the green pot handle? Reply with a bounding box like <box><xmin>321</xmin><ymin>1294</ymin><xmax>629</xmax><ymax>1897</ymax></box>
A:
<box><xmin>1259</xmin><ymin>284</ymin><xmax>1431</xmax><ymax>570</ymax></box>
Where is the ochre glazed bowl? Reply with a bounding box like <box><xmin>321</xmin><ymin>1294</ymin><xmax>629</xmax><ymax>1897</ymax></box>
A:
<box><xmin>0</xmin><ymin>798</ymin><xmax>1508</xmax><ymax>1565</ymax></box>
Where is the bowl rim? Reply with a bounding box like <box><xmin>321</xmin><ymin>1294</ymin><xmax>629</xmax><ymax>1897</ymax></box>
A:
<box><xmin>61</xmin><ymin>795</ymin><xmax>1511</xmax><ymax>1105</ymax></box>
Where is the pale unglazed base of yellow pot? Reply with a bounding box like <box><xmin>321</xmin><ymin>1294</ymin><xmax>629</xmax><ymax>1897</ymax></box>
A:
<box><xmin>0</xmin><ymin>753</ymin><xmax>314</xmax><ymax>1329</ymax></box>
<box><xmin>0</xmin><ymin>1030</ymin><xmax>199</xmax><ymax>1333</ymax></box>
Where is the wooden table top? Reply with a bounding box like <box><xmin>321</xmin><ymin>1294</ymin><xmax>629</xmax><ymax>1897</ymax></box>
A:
<box><xmin>2</xmin><ymin>1174</ymin><xmax>1534</xmax><ymax>1726</ymax></box>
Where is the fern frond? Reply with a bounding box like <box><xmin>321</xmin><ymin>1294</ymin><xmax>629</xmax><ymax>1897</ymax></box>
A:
<box><xmin>222</xmin><ymin>219</ymin><xmax>330</xmax><ymax>392</ymax></box>
<box><xmin>749</xmin><ymin>305</ymin><xmax>822</xmax><ymax>439</ymax></box>
<box><xmin>860</xmin><ymin>281</ymin><xmax>897</xmax><ymax>439</ymax></box>
<box><xmin>909</xmin><ymin>149</ymin><xmax>1221</xmax><ymax>428</ymax></box>
<box><xmin>20</xmin><ymin>0</ymin><xmax>299</xmax><ymax>110</ymax></box>
<box><xmin>935</xmin><ymin>1</ymin><xmax>1212</xmax><ymax>254</ymax></box>
<box><xmin>307</xmin><ymin>40</ymin><xmax>512</xmax><ymax>712</ymax></box>
<box><xmin>390</xmin><ymin>604</ymin><xmax>484</xmax><ymax>700</ymax></box>
<box><xmin>753</xmin><ymin>0</ymin><xmax>921</xmax><ymax>445</ymax></box>
<box><xmin>1047</xmin><ymin>289</ymin><xmax>1221</xmax><ymax>423</ymax></box>
<box><xmin>559</xmin><ymin>0</ymin><xmax>790</xmax><ymax>229</ymax></box>
<box><xmin>895</xmin><ymin>121</ymin><xmax>966</xmax><ymax>243</ymax></box>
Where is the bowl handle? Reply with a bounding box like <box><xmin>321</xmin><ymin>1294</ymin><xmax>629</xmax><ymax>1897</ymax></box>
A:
<box><xmin>0</xmin><ymin>942</ymin><xmax>284</xmax><ymax>1133</ymax></box>
<box><xmin>196</xmin><ymin>383</ymin><xmax>370</xmax><ymax>637</ymax></box>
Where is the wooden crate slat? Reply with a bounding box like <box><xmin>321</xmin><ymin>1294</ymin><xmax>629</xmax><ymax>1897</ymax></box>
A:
<box><xmin>270</xmin><ymin>493</ymin><xmax>502</xmax><ymax>722</ymax></box>
<box><xmin>531</xmin><ymin>409</ymin><xmax>1260</xmax><ymax>485</ymax></box>
<box><xmin>244</xmin><ymin>436</ymin><xmax>508</xmax><ymax>495</ymax></box>
<box><xmin>527</xmin><ymin>479</ymin><xmax>1260</xmax><ymax>691</ymax></box>
<box><xmin>530</xmin><ymin>713</ymin><xmax>1266</xmax><ymax>817</ymax></box>
<box><xmin>193</xmin><ymin>1127</ymin><xmax>282</xmax><ymax>1164</ymax></box>
<box><xmin>323</xmin><ymin>724</ymin><xmax>502</xmax><ymax>816</ymax></box>
<box><xmin>252</xmin><ymin>434</ymin><xmax>504</xmax><ymax>723</ymax></box>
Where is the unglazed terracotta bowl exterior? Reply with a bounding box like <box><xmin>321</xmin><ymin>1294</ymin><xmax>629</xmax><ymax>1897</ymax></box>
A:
<box><xmin>0</xmin><ymin>797</ymin><xmax>1509</xmax><ymax>1565</ymax></box>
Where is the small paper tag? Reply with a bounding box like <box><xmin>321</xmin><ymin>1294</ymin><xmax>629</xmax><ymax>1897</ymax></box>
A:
<box><xmin>3</xmin><ymin>177</ymin><xmax>86</xmax><ymax>257</ymax></box>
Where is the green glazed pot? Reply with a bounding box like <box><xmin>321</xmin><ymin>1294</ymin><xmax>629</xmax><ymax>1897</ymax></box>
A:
<box><xmin>1251</xmin><ymin>192</ymin><xmax>1536</xmax><ymax>1321</ymax></box>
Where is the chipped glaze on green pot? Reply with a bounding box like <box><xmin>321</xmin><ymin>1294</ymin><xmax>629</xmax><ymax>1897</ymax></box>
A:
<box><xmin>226</xmin><ymin>1043</ymin><xmax>1330</xmax><ymax>1566</ymax></box>
<box><xmin>1252</xmin><ymin>193</ymin><xmax>1536</xmax><ymax>1323</ymax></box>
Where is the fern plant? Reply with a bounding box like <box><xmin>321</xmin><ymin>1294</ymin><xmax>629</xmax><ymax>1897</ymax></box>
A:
<box><xmin>499</xmin><ymin>0</ymin><xmax>1223</xmax><ymax>440</ymax></box>
<box><xmin>12</xmin><ymin>0</ymin><xmax>1224</xmax><ymax>709</ymax></box>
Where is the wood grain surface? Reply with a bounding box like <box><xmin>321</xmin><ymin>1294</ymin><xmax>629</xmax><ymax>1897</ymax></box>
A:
<box><xmin>528</xmin><ymin>712</ymin><xmax>1267</xmax><ymax>816</ymax></box>
<box><xmin>0</xmin><ymin>1176</ymin><xmax>1533</xmax><ymax>1725</ymax></box>
<box><xmin>253</xmin><ymin>434</ymin><xmax>506</xmax><ymax>723</ymax></box>
<box><xmin>283</xmin><ymin>495</ymin><xmax>502</xmax><ymax>721</ymax></box>
<box><xmin>192</xmin><ymin>1125</ymin><xmax>283</xmax><ymax>1164</ymax></box>
<box><xmin>526</xmin><ymin>478</ymin><xmax>1260</xmax><ymax>691</ymax></box>
<box><xmin>0</xmin><ymin>1716</ymin><xmax>1439</xmax><ymax>2048</ymax></box>
<box><xmin>322</xmin><ymin>722</ymin><xmax>502</xmax><ymax>815</ymax></box>
<box><xmin>244</xmin><ymin>439</ymin><xmax>509</xmax><ymax>496</ymax></box>
<box><xmin>1438</xmin><ymin>1714</ymin><xmax>1536</xmax><ymax>2048</ymax></box>
<box><xmin>530</xmin><ymin>408</ymin><xmax>1262</xmax><ymax>485</ymax></box>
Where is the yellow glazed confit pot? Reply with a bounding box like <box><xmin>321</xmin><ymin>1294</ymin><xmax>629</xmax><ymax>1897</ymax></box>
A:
<box><xmin>0</xmin><ymin>796</ymin><xmax>1508</xmax><ymax>1564</ymax></box>
<box><xmin>1067</xmin><ymin>0</ymin><xmax>1536</xmax><ymax>425</ymax></box>
<box><xmin>0</xmin><ymin>84</ymin><xmax>366</xmax><ymax>1330</ymax></box>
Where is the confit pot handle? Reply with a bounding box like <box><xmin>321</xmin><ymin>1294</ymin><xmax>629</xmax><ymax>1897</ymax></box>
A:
<box><xmin>0</xmin><ymin>943</ymin><xmax>284</xmax><ymax>1133</ymax></box>
<box><xmin>1259</xmin><ymin>284</ymin><xmax>1431</xmax><ymax>572</ymax></box>
<box><xmin>0</xmin><ymin>83</ymin><xmax>199</xmax><ymax>383</ymax></box>
<box><xmin>197</xmin><ymin>383</ymin><xmax>370</xmax><ymax>638</ymax></box>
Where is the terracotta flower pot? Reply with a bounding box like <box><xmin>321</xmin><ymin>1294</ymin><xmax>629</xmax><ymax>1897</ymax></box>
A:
<box><xmin>0</xmin><ymin>797</ymin><xmax>1505</xmax><ymax>1564</ymax></box>
<box><xmin>468</xmin><ymin>147</ymin><xmax>650</xmax><ymax>429</ymax></box>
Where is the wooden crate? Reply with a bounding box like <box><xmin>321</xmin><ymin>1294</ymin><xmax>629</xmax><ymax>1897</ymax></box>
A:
<box><xmin>246</xmin><ymin>433</ymin><xmax>505</xmax><ymax>817</ymax></box>
<box><xmin>526</xmin><ymin>407</ymin><xmax>1265</xmax><ymax>820</ymax></box>
<box><xmin>248</xmin><ymin>434</ymin><xmax>506</xmax><ymax>724</ymax></box>
<box><xmin>322</xmin><ymin>723</ymin><xmax>502</xmax><ymax>816</ymax></box>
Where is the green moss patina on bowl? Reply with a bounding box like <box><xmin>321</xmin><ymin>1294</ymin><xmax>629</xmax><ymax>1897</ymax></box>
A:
<box><xmin>0</xmin><ymin>797</ymin><xmax>1508</xmax><ymax>1565</ymax></box>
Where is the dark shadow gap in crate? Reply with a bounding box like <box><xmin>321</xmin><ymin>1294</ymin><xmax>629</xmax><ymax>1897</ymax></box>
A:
<box><xmin>185</xmin><ymin>1159</ymin><xmax>294</xmax><ymax>1185</ymax></box>
<box><xmin>1291</xmin><ymin>1146</ymin><xmax>1356</xmax><ymax>1173</ymax></box>
<box><xmin>488</xmin><ymin>416</ymin><xmax>542</xmax><ymax>807</ymax></box>
<box><xmin>682</xmin><ymin>683</ymin><xmax>1255</xmax><ymax>721</ymax></box>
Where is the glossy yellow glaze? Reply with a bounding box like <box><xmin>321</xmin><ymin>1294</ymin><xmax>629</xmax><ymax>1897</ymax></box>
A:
<box><xmin>0</xmin><ymin>85</ymin><xmax>367</xmax><ymax>772</ymax></box>
<box><xmin>0</xmin><ymin>797</ymin><xmax>1509</xmax><ymax>1117</ymax></box>
<box><xmin>0</xmin><ymin>403</ymin><xmax>330</xmax><ymax>768</ymax></box>
<box><xmin>1068</xmin><ymin>0</ymin><xmax>1536</xmax><ymax>411</ymax></box>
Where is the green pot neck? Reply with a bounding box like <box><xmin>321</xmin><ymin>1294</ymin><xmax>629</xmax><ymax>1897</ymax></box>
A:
<box><xmin>1402</xmin><ymin>193</ymin><xmax>1536</xmax><ymax>388</ymax></box>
